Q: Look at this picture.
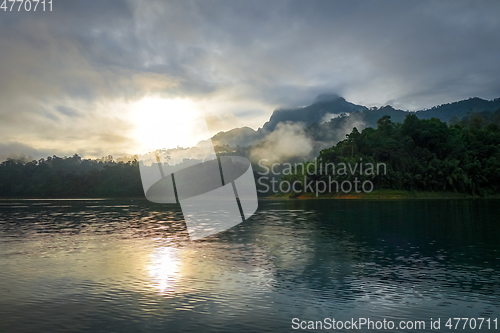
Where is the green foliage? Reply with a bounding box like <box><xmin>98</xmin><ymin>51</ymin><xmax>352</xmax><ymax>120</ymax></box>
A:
<box><xmin>2</xmin><ymin>109</ymin><xmax>500</xmax><ymax>198</ymax></box>
<box><xmin>0</xmin><ymin>155</ymin><xmax>143</xmax><ymax>198</ymax></box>
<box><xmin>302</xmin><ymin>112</ymin><xmax>500</xmax><ymax>195</ymax></box>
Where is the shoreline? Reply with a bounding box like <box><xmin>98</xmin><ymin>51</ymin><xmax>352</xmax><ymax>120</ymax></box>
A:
<box><xmin>2</xmin><ymin>191</ymin><xmax>500</xmax><ymax>201</ymax></box>
<box><xmin>266</xmin><ymin>189</ymin><xmax>500</xmax><ymax>200</ymax></box>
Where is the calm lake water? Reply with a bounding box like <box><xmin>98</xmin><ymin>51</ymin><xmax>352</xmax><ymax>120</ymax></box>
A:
<box><xmin>0</xmin><ymin>199</ymin><xmax>499</xmax><ymax>332</ymax></box>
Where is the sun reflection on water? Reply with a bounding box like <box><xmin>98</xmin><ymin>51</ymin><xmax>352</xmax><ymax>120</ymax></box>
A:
<box><xmin>148</xmin><ymin>247</ymin><xmax>181</xmax><ymax>294</ymax></box>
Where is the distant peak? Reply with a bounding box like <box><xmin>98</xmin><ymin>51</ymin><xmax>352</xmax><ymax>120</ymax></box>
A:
<box><xmin>313</xmin><ymin>93</ymin><xmax>343</xmax><ymax>104</ymax></box>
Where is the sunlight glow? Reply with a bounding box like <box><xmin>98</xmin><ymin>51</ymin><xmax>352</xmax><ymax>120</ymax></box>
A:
<box><xmin>148</xmin><ymin>247</ymin><xmax>181</xmax><ymax>294</ymax></box>
<box><xmin>132</xmin><ymin>97</ymin><xmax>206</xmax><ymax>153</ymax></box>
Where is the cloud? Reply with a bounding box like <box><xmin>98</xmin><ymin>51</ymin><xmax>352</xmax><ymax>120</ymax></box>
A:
<box><xmin>250</xmin><ymin>122</ymin><xmax>314</xmax><ymax>163</ymax></box>
<box><xmin>1</xmin><ymin>0</ymin><xmax>500</xmax><ymax>158</ymax></box>
<box><xmin>321</xmin><ymin>113</ymin><xmax>343</xmax><ymax>123</ymax></box>
<box><xmin>205</xmin><ymin>112</ymin><xmax>245</xmax><ymax>134</ymax></box>
<box><xmin>333</xmin><ymin>113</ymin><xmax>368</xmax><ymax>144</ymax></box>
<box><xmin>0</xmin><ymin>142</ymin><xmax>66</xmax><ymax>162</ymax></box>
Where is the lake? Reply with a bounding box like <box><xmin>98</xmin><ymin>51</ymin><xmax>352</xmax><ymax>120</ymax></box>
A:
<box><xmin>0</xmin><ymin>199</ymin><xmax>499</xmax><ymax>332</ymax></box>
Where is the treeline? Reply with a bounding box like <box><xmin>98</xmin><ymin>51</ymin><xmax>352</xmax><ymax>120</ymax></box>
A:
<box><xmin>0</xmin><ymin>155</ymin><xmax>143</xmax><ymax>198</ymax></box>
<box><xmin>283</xmin><ymin>109</ymin><xmax>500</xmax><ymax>196</ymax></box>
<box><xmin>1</xmin><ymin>110</ymin><xmax>500</xmax><ymax>198</ymax></box>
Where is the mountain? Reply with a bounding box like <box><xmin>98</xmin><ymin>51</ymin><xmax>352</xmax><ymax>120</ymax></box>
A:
<box><xmin>356</xmin><ymin>97</ymin><xmax>500</xmax><ymax>129</ymax></box>
<box><xmin>207</xmin><ymin>95</ymin><xmax>500</xmax><ymax>149</ymax></box>
<box><xmin>415</xmin><ymin>97</ymin><xmax>500</xmax><ymax>122</ymax></box>
<box><xmin>260</xmin><ymin>94</ymin><xmax>368</xmax><ymax>132</ymax></box>
<box><xmin>209</xmin><ymin>126</ymin><xmax>263</xmax><ymax>147</ymax></box>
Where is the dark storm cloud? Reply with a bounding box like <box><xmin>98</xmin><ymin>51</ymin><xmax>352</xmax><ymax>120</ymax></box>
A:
<box><xmin>130</xmin><ymin>0</ymin><xmax>500</xmax><ymax>109</ymax></box>
<box><xmin>0</xmin><ymin>0</ymin><xmax>499</xmax><ymax>158</ymax></box>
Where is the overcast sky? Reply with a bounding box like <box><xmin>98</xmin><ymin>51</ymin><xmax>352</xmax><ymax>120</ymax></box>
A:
<box><xmin>1</xmin><ymin>0</ymin><xmax>499</xmax><ymax>159</ymax></box>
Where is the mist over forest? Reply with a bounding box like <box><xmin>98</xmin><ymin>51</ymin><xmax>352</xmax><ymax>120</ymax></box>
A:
<box><xmin>1</xmin><ymin>95</ymin><xmax>499</xmax><ymax>198</ymax></box>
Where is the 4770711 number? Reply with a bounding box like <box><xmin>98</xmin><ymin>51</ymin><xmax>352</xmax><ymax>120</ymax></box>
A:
<box><xmin>445</xmin><ymin>318</ymin><xmax>497</xmax><ymax>330</ymax></box>
<box><xmin>1</xmin><ymin>0</ymin><xmax>52</xmax><ymax>12</ymax></box>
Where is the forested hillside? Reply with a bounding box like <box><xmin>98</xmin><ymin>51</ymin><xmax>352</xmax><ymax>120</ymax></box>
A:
<box><xmin>205</xmin><ymin>96</ymin><xmax>500</xmax><ymax>149</ymax></box>
<box><xmin>283</xmin><ymin>110</ymin><xmax>500</xmax><ymax>196</ymax></box>
<box><xmin>1</xmin><ymin>110</ymin><xmax>499</xmax><ymax>198</ymax></box>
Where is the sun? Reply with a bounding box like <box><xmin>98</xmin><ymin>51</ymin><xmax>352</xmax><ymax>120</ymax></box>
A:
<box><xmin>131</xmin><ymin>97</ymin><xmax>207</xmax><ymax>153</ymax></box>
